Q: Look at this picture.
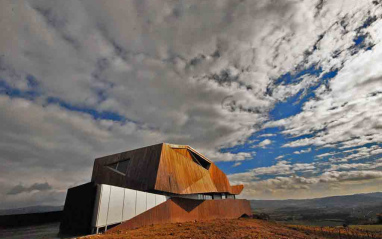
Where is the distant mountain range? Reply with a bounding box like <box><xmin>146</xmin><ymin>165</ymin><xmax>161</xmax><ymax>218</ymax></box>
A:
<box><xmin>250</xmin><ymin>192</ymin><xmax>382</xmax><ymax>225</ymax></box>
<box><xmin>0</xmin><ymin>205</ymin><xmax>63</xmax><ymax>216</ymax></box>
<box><xmin>251</xmin><ymin>192</ymin><xmax>382</xmax><ymax>210</ymax></box>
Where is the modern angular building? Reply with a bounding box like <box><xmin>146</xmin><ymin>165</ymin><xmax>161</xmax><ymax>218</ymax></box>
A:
<box><xmin>60</xmin><ymin>143</ymin><xmax>252</xmax><ymax>235</ymax></box>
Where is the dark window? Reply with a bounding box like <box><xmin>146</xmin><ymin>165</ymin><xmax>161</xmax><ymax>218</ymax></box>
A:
<box><xmin>106</xmin><ymin>159</ymin><xmax>130</xmax><ymax>175</ymax></box>
<box><xmin>116</xmin><ymin>159</ymin><xmax>130</xmax><ymax>174</ymax></box>
<box><xmin>188</xmin><ymin>150</ymin><xmax>211</xmax><ymax>170</ymax></box>
<box><xmin>108</xmin><ymin>162</ymin><xmax>118</xmax><ymax>170</ymax></box>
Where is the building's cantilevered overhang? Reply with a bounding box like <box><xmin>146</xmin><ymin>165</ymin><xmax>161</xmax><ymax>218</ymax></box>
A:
<box><xmin>91</xmin><ymin>143</ymin><xmax>244</xmax><ymax>196</ymax></box>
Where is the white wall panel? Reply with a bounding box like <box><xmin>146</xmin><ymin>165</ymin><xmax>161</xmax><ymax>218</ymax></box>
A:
<box><xmin>146</xmin><ymin>193</ymin><xmax>156</xmax><ymax>210</ymax></box>
<box><xmin>96</xmin><ymin>184</ymin><xmax>110</xmax><ymax>227</ymax></box>
<box><xmin>107</xmin><ymin>186</ymin><xmax>124</xmax><ymax>225</ymax></box>
<box><xmin>123</xmin><ymin>189</ymin><xmax>136</xmax><ymax>221</ymax></box>
<box><xmin>155</xmin><ymin>195</ymin><xmax>166</xmax><ymax>205</ymax></box>
<box><xmin>92</xmin><ymin>184</ymin><xmax>169</xmax><ymax>229</ymax></box>
<box><xmin>213</xmin><ymin>194</ymin><xmax>222</xmax><ymax>200</ymax></box>
<box><xmin>135</xmin><ymin>191</ymin><xmax>147</xmax><ymax>215</ymax></box>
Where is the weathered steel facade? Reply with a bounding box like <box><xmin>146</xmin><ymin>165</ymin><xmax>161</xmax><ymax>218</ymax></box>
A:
<box><xmin>107</xmin><ymin>198</ymin><xmax>252</xmax><ymax>232</ymax></box>
<box><xmin>60</xmin><ymin>143</ymin><xmax>251</xmax><ymax>235</ymax></box>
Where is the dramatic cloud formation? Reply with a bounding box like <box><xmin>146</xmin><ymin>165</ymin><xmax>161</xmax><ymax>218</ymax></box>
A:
<box><xmin>0</xmin><ymin>0</ymin><xmax>381</xmax><ymax>208</ymax></box>
<box><xmin>230</xmin><ymin>170</ymin><xmax>382</xmax><ymax>199</ymax></box>
<box><xmin>7</xmin><ymin>182</ymin><xmax>52</xmax><ymax>195</ymax></box>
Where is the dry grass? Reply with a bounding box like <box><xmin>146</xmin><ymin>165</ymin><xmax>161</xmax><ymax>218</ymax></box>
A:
<box><xmin>349</xmin><ymin>225</ymin><xmax>382</xmax><ymax>232</ymax></box>
<box><xmin>81</xmin><ymin>218</ymin><xmax>322</xmax><ymax>239</ymax></box>
<box><xmin>80</xmin><ymin>219</ymin><xmax>382</xmax><ymax>239</ymax></box>
<box><xmin>286</xmin><ymin>224</ymin><xmax>382</xmax><ymax>239</ymax></box>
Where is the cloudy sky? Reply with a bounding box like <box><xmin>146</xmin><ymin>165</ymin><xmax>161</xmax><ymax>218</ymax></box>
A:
<box><xmin>0</xmin><ymin>0</ymin><xmax>381</xmax><ymax>209</ymax></box>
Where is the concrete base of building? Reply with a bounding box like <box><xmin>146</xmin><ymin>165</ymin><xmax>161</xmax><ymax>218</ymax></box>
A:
<box><xmin>107</xmin><ymin>197</ymin><xmax>252</xmax><ymax>233</ymax></box>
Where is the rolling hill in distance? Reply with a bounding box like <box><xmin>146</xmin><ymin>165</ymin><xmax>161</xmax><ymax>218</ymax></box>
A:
<box><xmin>0</xmin><ymin>205</ymin><xmax>63</xmax><ymax>216</ymax></box>
<box><xmin>250</xmin><ymin>192</ymin><xmax>382</xmax><ymax>225</ymax></box>
<box><xmin>250</xmin><ymin>192</ymin><xmax>382</xmax><ymax>209</ymax></box>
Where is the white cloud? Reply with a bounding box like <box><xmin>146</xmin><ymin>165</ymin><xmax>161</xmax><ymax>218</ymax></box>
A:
<box><xmin>252</xmin><ymin>161</ymin><xmax>293</xmax><ymax>176</ymax></box>
<box><xmin>258</xmin><ymin>134</ymin><xmax>276</xmax><ymax>137</ymax></box>
<box><xmin>326</xmin><ymin>160</ymin><xmax>382</xmax><ymax>172</ymax></box>
<box><xmin>275</xmin><ymin>155</ymin><xmax>285</xmax><ymax>160</ymax></box>
<box><xmin>258</xmin><ymin>139</ymin><xmax>272</xmax><ymax>148</ymax></box>
<box><xmin>232</xmin><ymin>161</ymin><xmax>316</xmax><ymax>177</ymax></box>
<box><xmin>294</xmin><ymin>148</ymin><xmax>312</xmax><ymax>154</ymax></box>
<box><xmin>231</xmin><ymin>170</ymin><xmax>382</xmax><ymax>199</ymax></box>
<box><xmin>315</xmin><ymin>152</ymin><xmax>336</xmax><ymax>158</ymax></box>
<box><xmin>271</xmin><ymin>75</ymin><xmax>320</xmax><ymax>102</ymax></box>
<box><xmin>328</xmin><ymin>145</ymin><xmax>382</xmax><ymax>162</ymax></box>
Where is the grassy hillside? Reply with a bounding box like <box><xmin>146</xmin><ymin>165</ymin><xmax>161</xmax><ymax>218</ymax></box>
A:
<box><xmin>80</xmin><ymin>218</ymin><xmax>382</xmax><ymax>239</ymax></box>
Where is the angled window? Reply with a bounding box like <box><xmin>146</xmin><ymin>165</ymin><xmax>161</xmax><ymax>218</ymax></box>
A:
<box><xmin>116</xmin><ymin>159</ymin><xmax>130</xmax><ymax>174</ymax></box>
<box><xmin>188</xmin><ymin>150</ymin><xmax>211</xmax><ymax>170</ymax></box>
<box><xmin>106</xmin><ymin>159</ymin><xmax>130</xmax><ymax>175</ymax></box>
<box><xmin>108</xmin><ymin>162</ymin><xmax>118</xmax><ymax>170</ymax></box>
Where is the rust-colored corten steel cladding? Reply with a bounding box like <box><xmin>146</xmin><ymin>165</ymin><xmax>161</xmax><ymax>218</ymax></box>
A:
<box><xmin>91</xmin><ymin>143</ymin><xmax>244</xmax><ymax>195</ymax></box>
<box><xmin>107</xmin><ymin>198</ymin><xmax>252</xmax><ymax>233</ymax></box>
<box><xmin>154</xmin><ymin>143</ymin><xmax>218</xmax><ymax>194</ymax></box>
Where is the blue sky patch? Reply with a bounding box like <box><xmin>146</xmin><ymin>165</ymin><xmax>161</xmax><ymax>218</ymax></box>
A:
<box><xmin>0</xmin><ymin>79</ymin><xmax>41</xmax><ymax>100</ymax></box>
<box><xmin>46</xmin><ymin>97</ymin><xmax>126</xmax><ymax>122</ymax></box>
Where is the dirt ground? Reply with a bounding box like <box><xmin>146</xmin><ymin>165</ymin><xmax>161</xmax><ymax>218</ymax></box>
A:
<box><xmin>80</xmin><ymin>218</ymin><xmax>327</xmax><ymax>239</ymax></box>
